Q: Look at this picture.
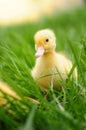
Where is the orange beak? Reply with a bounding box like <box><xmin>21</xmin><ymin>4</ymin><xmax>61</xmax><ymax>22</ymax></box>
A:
<box><xmin>35</xmin><ymin>46</ymin><xmax>45</xmax><ymax>58</ymax></box>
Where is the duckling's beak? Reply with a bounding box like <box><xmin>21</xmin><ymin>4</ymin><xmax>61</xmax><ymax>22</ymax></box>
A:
<box><xmin>35</xmin><ymin>46</ymin><xmax>45</xmax><ymax>58</ymax></box>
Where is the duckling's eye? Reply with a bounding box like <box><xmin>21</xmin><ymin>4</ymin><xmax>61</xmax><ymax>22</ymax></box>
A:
<box><xmin>46</xmin><ymin>39</ymin><xmax>49</xmax><ymax>42</ymax></box>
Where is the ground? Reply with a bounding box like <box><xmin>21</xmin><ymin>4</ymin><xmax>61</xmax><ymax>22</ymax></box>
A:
<box><xmin>0</xmin><ymin>7</ymin><xmax>86</xmax><ymax>130</ymax></box>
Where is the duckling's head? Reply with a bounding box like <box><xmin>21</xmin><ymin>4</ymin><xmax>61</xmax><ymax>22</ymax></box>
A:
<box><xmin>34</xmin><ymin>29</ymin><xmax>56</xmax><ymax>58</ymax></box>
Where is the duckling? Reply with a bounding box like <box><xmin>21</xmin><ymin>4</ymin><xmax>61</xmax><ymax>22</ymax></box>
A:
<box><xmin>31</xmin><ymin>29</ymin><xmax>77</xmax><ymax>90</ymax></box>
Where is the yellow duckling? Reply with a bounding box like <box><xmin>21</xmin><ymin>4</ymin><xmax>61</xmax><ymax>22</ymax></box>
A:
<box><xmin>31</xmin><ymin>29</ymin><xmax>77</xmax><ymax>90</ymax></box>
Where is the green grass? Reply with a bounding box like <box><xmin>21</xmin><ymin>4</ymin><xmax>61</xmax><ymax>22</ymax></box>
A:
<box><xmin>0</xmin><ymin>7</ymin><xmax>86</xmax><ymax>130</ymax></box>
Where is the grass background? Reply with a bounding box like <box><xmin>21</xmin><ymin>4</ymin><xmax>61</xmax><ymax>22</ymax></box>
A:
<box><xmin>0</xmin><ymin>7</ymin><xmax>86</xmax><ymax>130</ymax></box>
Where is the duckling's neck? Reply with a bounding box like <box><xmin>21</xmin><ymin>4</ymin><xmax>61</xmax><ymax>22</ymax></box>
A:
<box><xmin>43</xmin><ymin>51</ymin><xmax>56</xmax><ymax>57</ymax></box>
<box><xmin>39</xmin><ymin>51</ymin><xmax>56</xmax><ymax>67</ymax></box>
